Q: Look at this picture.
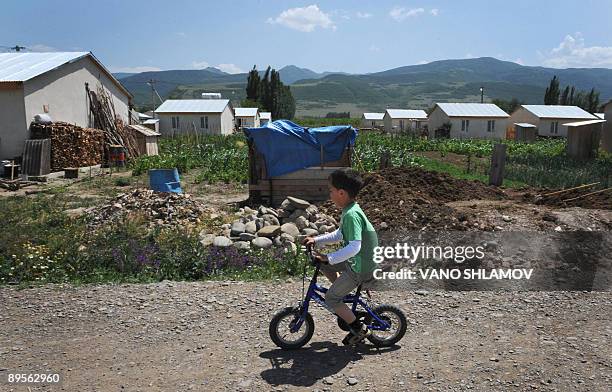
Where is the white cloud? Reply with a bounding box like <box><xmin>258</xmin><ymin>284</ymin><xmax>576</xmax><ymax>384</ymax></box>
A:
<box><xmin>267</xmin><ymin>5</ymin><xmax>335</xmax><ymax>32</ymax></box>
<box><xmin>357</xmin><ymin>12</ymin><xmax>372</xmax><ymax>19</ymax></box>
<box><xmin>542</xmin><ymin>33</ymin><xmax>612</xmax><ymax>68</ymax></box>
<box><xmin>369</xmin><ymin>44</ymin><xmax>381</xmax><ymax>52</ymax></box>
<box><xmin>175</xmin><ymin>32</ymin><xmax>187</xmax><ymax>37</ymax></box>
<box><xmin>110</xmin><ymin>66</ymin><xmax>162</xmax><ymax>73</ymax></box>
<box><xmin>216</xmin><ymin>63</ymin><xmax>244</xmax><ymax>74</ymax></box>
<box><xmin>430</xmin><ymin>9</ymin><xmax>439</xmax><ymax>16</ymax></box>
<box><xmin>514</xmin><ymin>58</ymin><xmax>524</xmax><ymax>65</ymax></box>
<box><xmin>389</xmin><ymin>7</ymin><xmax>424</xmax><ymax>21</ymax></box>
<box><xmin>191</xmin><ymin>60</ymin><xmax>210</xmax><ymax>69</ymax></box>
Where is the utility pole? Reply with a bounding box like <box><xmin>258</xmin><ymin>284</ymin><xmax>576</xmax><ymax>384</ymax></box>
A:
<box><xmin>147</xmin><ymin>79</ymin><xmax>156</xmax><ymax>111</ymax></box>
<box><xmin>480</xmin><ymin>86</ymin><xmax>484</xmax><ymax>103</ymax></box>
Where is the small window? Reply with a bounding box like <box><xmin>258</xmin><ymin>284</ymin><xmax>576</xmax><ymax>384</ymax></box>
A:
<box><xmin>550</xmin><ymin>121</ymin><xmax>558</xmax><ymax>134</ymax></box>
<box><xmin>172</xmin><ymin>116</ymin><xmax>180</xmax><ymax>129</ymax></box>
<box><xmin>200</xmin><ymin>117</ymin><xmax>205</xmax><ymax>129</ymax></box>
<box><xmin>205</xmin><ymin>116</ymin><xmax>208</xmax><ymax>129</ymax></box>
<box><xmin>462</xmin><ymin>119</ymin><xmax>470</xmax><ymax>132</ymax></box>
<box><xmin>487</xmin><ymin>120</ymin><xmax>495</xmax><ymax>132</ymax></box>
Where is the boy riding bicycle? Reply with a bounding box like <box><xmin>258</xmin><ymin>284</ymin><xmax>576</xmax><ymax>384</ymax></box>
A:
<box><xmin>302</xmin><ymin>168</ymin><xmax>378</xmax><ymax>345</ymax></box>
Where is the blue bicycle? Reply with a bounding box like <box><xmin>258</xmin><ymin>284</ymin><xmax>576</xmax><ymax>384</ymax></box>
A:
<box><xmin>269</xmin><ymin>246</ymin><xmax>407</xmax><ymax>349</ymax></box>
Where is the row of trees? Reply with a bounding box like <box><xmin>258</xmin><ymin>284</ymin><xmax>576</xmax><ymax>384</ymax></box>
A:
<box><xmin>244</xmin><ymin>66</ymin><xmax>295</xmax><ymax>119</ymax></box>
<box><xmin>544</xmin><ymin>76</ymin><xmax>600</xmax><ymax>113</ymax></box>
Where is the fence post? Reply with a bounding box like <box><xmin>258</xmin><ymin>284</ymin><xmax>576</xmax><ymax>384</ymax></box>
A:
<box><xmin>489</xmin><ymin>143</ymin><xmax>507</xmax><ymax>186</ymax></box>
<box><xmin>379</xmin><ymin>151</ymin><xmax>391</xmax><ymax>170</ymax></box>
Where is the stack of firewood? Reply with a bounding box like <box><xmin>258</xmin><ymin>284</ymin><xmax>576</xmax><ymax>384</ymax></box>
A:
<box><xmin>30</xmin><ymin>122</ymin><xmax>105</xmax><ymax>170</ymax></box>
<box><xmin>87</xmin><ymin>84</ymin><xmax>139</xmax><ymax>158</ymax></box>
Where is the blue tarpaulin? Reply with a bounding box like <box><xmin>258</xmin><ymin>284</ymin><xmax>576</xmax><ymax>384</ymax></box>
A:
<box><xmin>243</xmin><ymin>120</ymin><xmax>357</xmax><ymax>178</ymax></box>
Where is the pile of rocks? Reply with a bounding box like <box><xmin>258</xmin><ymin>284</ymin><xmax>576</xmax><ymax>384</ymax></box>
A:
<box><xmin>200</xmin><ymin>196</ymin><xmax>338</xmax><ymax>252</ymax></box>
<box><xmin>87</xmin><ymin>189</ymin><xmax>210</xmax><ymax>228</ymax></box>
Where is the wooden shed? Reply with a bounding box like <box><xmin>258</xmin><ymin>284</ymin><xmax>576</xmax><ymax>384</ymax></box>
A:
<box><xmin>128</xmin><ymin>124</ymin><xmax>160</xmax><ymax>156</ymax></box>
<box><xmin>514</xmin><ymin>123</ymin><xmax>537</xmax><ymax>143</ymax></box>
<box><xmin>247</xmin><ymin>143</ymin><xmax>351</xmax><ymax>206</ymax></box>
<box><xmin>563</xmin><ymin>119</ymin><xmax>605</xmax><ymax>160</ymax></box>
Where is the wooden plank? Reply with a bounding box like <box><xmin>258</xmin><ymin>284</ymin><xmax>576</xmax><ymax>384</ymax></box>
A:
<box><xmin>488</xmin><ymin>143</ymin><xmax>507</xmax><ymax>186</ymax></box>
<box><xmin>272</xmin><ymin>167</ymin><xmax>342</xmax><ymax>180</ymax></box>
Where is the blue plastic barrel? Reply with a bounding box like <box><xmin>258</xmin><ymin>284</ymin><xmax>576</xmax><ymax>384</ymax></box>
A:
<box><xmin>148</xmin><ymin>168</ymin><xmax>182</xmax><ymax>193</ymax></box>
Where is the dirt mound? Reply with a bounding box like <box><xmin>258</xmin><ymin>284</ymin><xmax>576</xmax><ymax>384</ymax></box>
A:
<box><xmin>319</xmin><ymin>167</ymin><xmax>507</xmax><ymax>231</ymax></box>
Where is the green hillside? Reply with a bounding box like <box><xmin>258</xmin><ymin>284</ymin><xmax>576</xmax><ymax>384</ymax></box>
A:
<box><xmin>120</xmin><ymin>57</ymin><xmax>612</xmax><ymax>116</ymax></box>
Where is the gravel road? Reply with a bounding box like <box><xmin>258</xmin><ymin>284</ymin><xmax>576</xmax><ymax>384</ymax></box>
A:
<box><xmin>1</xmin><ymin>281</ymin><xmax>610</xmax><ymax>391</ymax></box>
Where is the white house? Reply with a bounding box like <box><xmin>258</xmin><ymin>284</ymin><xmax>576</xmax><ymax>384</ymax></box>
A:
<box><xmin>0</xmin><ymin>51</ymin><xmax>132</xmax><ymax>160</ymax></box>
<box><xmin>234</xmin><ymin>107</ymin><xmax>260</xmax><ymax>128</ymax></box>
<box><xmin>428</xmin><ymin>103</ymin><xmax>509</xmax><ymax>140</ymax></box>
<box><xmin>383</xmin><ymin>109</ymin><xmax>428</xmax><ymax>133</ymax></box>
<box><xmin>361</xmin><ymin>113</ymin><xmax>384</xmax><ymax>128</ymax></box>
<box><xmin>154</xmin><ymin>99</ymin><xmax>234</xmax><ymax>135</ymax></box>
<box><xmin>259</xmin><ymin>112</ymin><xmax>272</xmax><ymax>125</ymax></box>
<box><xmin>508</xmin><ymin>105</ymin><xmax>597</xmax><ymax>138</ymax></box>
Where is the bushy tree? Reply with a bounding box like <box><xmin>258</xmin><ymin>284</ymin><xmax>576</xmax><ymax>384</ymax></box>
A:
<box><xmin>544</xmin><ymin>75</ymin><xmax>560</xmax><ymax>105</ymax></box>
<box><xmin>244</xmin><ymin>65</ymin><xmax>295</xmax><ymax>119</ymax></box>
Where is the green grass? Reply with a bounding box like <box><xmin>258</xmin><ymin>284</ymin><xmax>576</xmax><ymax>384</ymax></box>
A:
<box><xmin>130</xmin><ymin>133</ymin><xmax>609</xmax><ymax>190</ymax></box>
<box><xmin>0</xmin><ymin>193</ymin><xmax>309</xmax><ymax>285</ymax></box>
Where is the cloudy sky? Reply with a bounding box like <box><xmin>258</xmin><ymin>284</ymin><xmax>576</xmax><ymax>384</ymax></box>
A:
<box><xmin>2</xmin><ymin>0</ymin><xmax>611</xmax><ymax>74</ymax></box>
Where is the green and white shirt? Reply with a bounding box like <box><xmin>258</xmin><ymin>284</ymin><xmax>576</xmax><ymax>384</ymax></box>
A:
<box><xmin>314</xmin><ymin>201</ymin><xmax>378</xmax><ymax>274</ymax></box>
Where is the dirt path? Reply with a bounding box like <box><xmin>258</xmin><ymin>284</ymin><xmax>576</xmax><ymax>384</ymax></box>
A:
<box><xmin>1</xmin><ymin>281</ymin><xmax>610</xmax><ymax>391</ymax></box>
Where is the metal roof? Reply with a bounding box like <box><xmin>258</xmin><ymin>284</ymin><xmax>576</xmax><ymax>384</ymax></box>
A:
<box><xmin>363</xmin><ymin>112</ymin><xmax>384</xmax><ymax>120</ymax></box>
<box><xmin>436</xmin><ymin>103</ymin><xmax>509</xmax><ymax>118</ymax></box>
<box><xmin>0</xmin><ymin>51</ymin><xmax>131</xmax><ymax>97</ymax></box>
<box><xmin>522</xmin><ymin>105</ymin><xmax>596</xmax><ymax>120</ymax></box>
<box><xmin>259</xmin><ymin>112</ymin><xmax>272</xmax><ymax>120</ymax></box>
<box><xmin>514</xmin><ymin>122</ymin><xmax>537</xmax><ymax>128</ymax></box>
<box><xmin>0</xmin><ymin>52</ymin><xmax>89</xmax><ymax>82</ymax></box>
<box><xmin>594</xmin><ymin>113</ymin><xmax>605</xmax><ymax>119</ymax></box>
<box><xmin>155</xmin><ymin>99</ymin><xmax>230</xmax><ymax>113</ymax></box>
<box><xmin>128</xmin><ymin>124</ymin><xmax>161</xmax><ymax>137</ymax></box>
<box><xmin>385</xmin><ymin>109</ymin><xmax>427</xmax><ymax>119</ymax></box>
<box><xmin>563</xmin><ymin>119</ymin><xmax>606</xmax><ymax>127</ymax></box>
<box><xmin>235</xmin><ymin>107</ymin><xmax>259</xmax><ymax>117</ymax></box>
<box><xmin>142</xmin><ymin>119</ymin><xmax>159</xmax><ymax>124</ymax></box>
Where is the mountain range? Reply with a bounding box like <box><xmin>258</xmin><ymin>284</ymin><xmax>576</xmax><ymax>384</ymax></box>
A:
<box><xmin>115</xmin><ymin>57</ymin><xmax>612</xmax><ymax>116</ymax></box>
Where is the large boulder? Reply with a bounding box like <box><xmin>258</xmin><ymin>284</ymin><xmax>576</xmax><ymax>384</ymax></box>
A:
<box><xmin>295</xmin><ymin>216</ymin><xmax>309</xmax><ymax>230</ymax></box>
<box><xmin>302</xmin><ymin>228</ymin><xmax>319</xmax><ymax>237</ymax></box>
<box><xmin>280</xmin><ymin>223</ymin><xmax>300</xmax><ymax>238</ymax></box>
<box><xmin>252</xmin><ymin>237</ymin><xmax>273</xmax><ymax>249</ymax></box>
<box><xmin>239</xmin><ymin>232</ymin><xmax>257</xmax><ymax>241</ymax></box>
<box><xmin>262</xmin><ymin>214</ymin><xmax>280</xmax><ymax>226</ymax></box>
<box><xmin>257</xmin><ymin>225</ymin><xmax>281</xmax><ymax>237</ymax></box>
<box><xmin>213</xmin><ymin>236</ymin><xmax>233</xmax><ymax>247</ymax></box>
<box><xmin>230</xmin><ymin>221</ymin><xmax>246</xmax><ymax>236</ymax></box>
<box><xmin>289</xmin><ymin>209</ymin><xmax>308</xmax><ymax>221</ymax></box>
<box><xmin>281</xmin><ymin>199</ymin><xmax>296</xmax><ymax>212</ymax></box>
<box><xmin>245</xmin><ymin>221</ymin><xmax>257</xmax><ymax>234</ymax></box>
<box><xmin>287</xmin><ymin>196</ymin><xmax>311</xmax><ymax>210</ymax></box>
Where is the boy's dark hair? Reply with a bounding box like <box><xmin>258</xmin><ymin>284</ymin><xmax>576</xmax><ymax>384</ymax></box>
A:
<box><xmin>329</xmin><ymin>168</ymin><xmax>363</xmax><ymax>198</ymax></box>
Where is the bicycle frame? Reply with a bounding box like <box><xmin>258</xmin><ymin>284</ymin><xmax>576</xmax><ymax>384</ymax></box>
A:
<box><xmin>290</xmin><ymin>263</ymin><xmax>391</xmax><ymax>333</ymax></box>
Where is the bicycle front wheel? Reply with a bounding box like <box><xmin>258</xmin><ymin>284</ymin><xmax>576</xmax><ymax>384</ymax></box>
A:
<box><xmin>269</xmin><ymin>307</ymin><xmax>315</xmax><ymax>349</ymax></box>
<box><xmin>367</xmin><ymin>304</ymin><xmax>407</xmax><ymax>347</ymax></box>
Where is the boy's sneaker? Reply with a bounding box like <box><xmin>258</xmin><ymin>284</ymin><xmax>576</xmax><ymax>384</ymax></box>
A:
<box><xmin>342</xmin><ymin>321</ymin><xmax>371</xmax><ymax>345</ymax></box>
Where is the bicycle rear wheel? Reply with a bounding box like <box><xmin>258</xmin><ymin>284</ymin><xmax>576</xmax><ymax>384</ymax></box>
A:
<box><xmin>366</xmin><ymin>304</ymin><xmax>407</xmax><ymax>347</ymax></box>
